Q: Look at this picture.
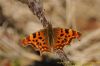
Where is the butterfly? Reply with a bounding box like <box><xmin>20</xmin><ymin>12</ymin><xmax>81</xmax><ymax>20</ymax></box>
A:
<box><xmin>21</xmin><ymin>23</ymin><xmax>81</xmax><ymax>55</ymax></box>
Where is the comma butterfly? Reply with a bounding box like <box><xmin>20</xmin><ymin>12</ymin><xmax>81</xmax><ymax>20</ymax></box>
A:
<box><xmin>21</xmin><ymin>24</ymin><xmax>81</xmax><ymax>55</ymax></box>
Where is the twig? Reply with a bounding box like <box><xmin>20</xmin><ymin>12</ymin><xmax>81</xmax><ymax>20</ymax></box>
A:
<box><xmin>27</xmin><ymin>0</ymin><xmax>49</xmax><ymax>28</ymax></box>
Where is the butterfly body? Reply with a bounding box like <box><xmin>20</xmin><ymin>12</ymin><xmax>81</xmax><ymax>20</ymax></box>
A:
<box><xmin>22</xmin><ymin>26</ymin><xmax>81</xmax><ymax>54</ymax></box>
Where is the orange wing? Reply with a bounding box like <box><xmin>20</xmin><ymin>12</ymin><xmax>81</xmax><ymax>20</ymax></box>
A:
<box><xmin>53</xmin><ymin>28</ymin><xmax>81</xmax><ymax>51</ymax></box>
<box><xmin>21</xmin><ymin>29</ymin><xmax>50</xmax><ymax>53</ymax></box>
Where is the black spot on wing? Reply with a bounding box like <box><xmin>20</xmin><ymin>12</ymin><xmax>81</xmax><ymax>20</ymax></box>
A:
<box><xmin>68</xmin><ymin>35</ymin><xmax>70</xmax><ymax>37</ymax></box>
<box><xmin>60</xmin><ymin>34</ymin><xmax>64</xmax><ymax>36</ymax></box>
<box><xmin>61</xmin><ymin>29</ymin><xmax>63</xmax><ymax>33</ymax></box>
<box><xmin>43</xmin><ymin>42</ymin><xmax>46</xmax><ymax>44</ymax></box>
<box><xmin>64</xmin><ymin>38</ymin><xmax>67</xmax><ymax>41</ymax></box>
<box><xmin>56</xmin><ymin>41</ymin><xmax>60</xmax><ymax>43</ymax></box>
<box><xmin>68</xmin><ymin>38</ymin><xmax>73</xmax><ymax>43</ymax></box>
<box><xmin>33</xmin><ymin>33</ymin><xmax>36</xmax><ymax>38</ymax></box>
<box><xmin>65</xmin><ymin>29</ymin><xmax>69</xmax><ymax>34</ymax></box>
<box><xmin>38</xmin><ymin>32</ymin><xmax>40</xmax><ymax>36</ymax></box>
<box><xmin>38</xmin><ymin>37</ymin><xmax>42</xmax><ymax>39</ymax></box>
<box><xmin>36</xmin><ymin>40</ymin><xmax>38</xmax><ymax>42</ymax></box>
<box><xmin>58</xmin><ymin>38</ymin><xmax>60</xmax><ymax>39</ymax></box>
<box><xmin>65</xmin><ymin>35</ymin><xmax>67</xmax><ymax>38</ymax></box>
<box><xmin>42</xmin><ymin>39</ymin><xmax>44</xmax><ymax>41</ymax></box>
<box><xmin>37</xmin><ymin>42</ymin><xmax>39</xmax><ymax>44</ymax></box>
<box><xmin>61</xmin><ymin>40</ymin><xmax>64</xmax><ymax>43</ymax></box>
<box><xmin>72</xmin><ymin>31</ymin><xmax>76</xmax><ymax>36</ymax></box>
